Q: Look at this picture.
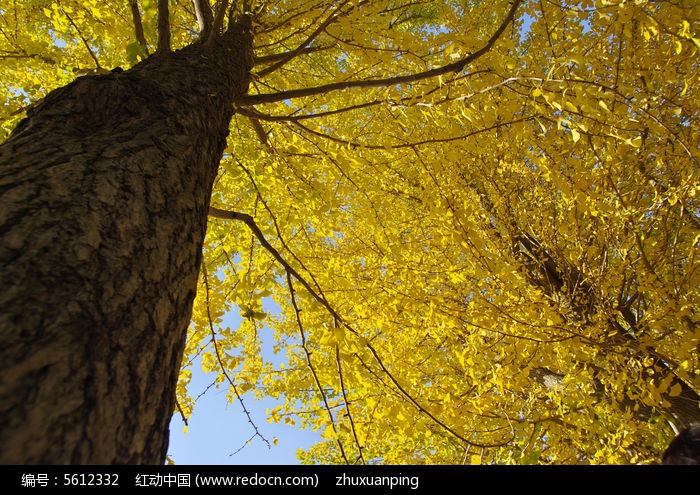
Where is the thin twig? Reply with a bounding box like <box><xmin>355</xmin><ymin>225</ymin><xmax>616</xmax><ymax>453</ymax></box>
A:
<box><xmin>233</xmin><ymin>159</ymin><xmax>328</xmax><ymax>300</ymax></box>
<box><xmin>291</xmin><ymin>116</ymin><xmax>533</xmax><ymax>150</ymax></box>
<box><xmin>208</xmin><ymin>206</ymin><xmax>514</xmax><ymax>449</ymax></box>
<box><xmin>287</xmin><ymin>273</ymin><xmax>349</xmax><ymax>463</ymax></box>
<box><xmin>238</xmin><ymin>0</ymin><xmax>523</xmax><ymax>106</ymax></box>
<box><xmin>202</xmin><ymin>264</ymin><xmax>271</xmax><ymax>449</ymax></box>
<box><xmin>335</xmin><ymin>337</ymin><xmax>365</xmax><ymax>464</ymax></box>
<box><xmin>175</xmin><ymin>398</ymin><xmax>189</xmax><ymax>426</ymax></box>
<box><xmin>60</xmin><ymin>8</ymin><xmax>101</xmax><ymax>69</ymax></box>
<box><xmin>209</xmin><ymin>207</ymin><xmax>336</xmax><ymax>320</ymax></box>
<box><xmin>255</xmin><ymin>0</ymin><xmax>354</xmax><ymax>78</ymax></box>
<box><xmin>254</xmin><ymin>45</ymin><xmax>328</xmax><ymax>65</ymax></box>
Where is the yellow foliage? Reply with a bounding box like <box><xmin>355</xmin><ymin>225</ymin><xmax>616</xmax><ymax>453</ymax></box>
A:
<box><xmin>2</xmin><ymin>0</ymin><xmax>698</xmax><ymax>465</ymax></box>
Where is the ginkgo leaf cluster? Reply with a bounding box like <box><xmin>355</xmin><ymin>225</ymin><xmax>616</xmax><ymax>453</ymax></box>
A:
<box><xmin>1</xmin><ymin>0</ymin><xmax>697</xmax><ymax>464</ymax></box>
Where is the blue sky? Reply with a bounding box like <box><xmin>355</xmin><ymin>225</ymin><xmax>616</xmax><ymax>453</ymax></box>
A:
<box><xmin>167</xmin><ymin>300</ymin><xmax>323</xmax><ymax>465</ymax></box>
<box><xmin>167</xmin><ymin>367</ymin><xmax>322</xmax><ymax>465</ymax></box>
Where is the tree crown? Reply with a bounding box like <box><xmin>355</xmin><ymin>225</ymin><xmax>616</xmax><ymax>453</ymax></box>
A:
<box><xmin>2</xmin><ymin>0</ymin><xmax>698</xmax><ymax>464</ymax></box>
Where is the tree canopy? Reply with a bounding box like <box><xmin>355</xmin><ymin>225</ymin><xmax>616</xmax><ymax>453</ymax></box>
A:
<box><xmin>1</xmin><ymin>0</ymin><xmax>698</xmax><ymax>464</ymax></box>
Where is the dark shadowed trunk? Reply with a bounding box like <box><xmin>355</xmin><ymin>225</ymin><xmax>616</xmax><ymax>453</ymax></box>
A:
<box><xmin>0</xmin><ymin>21</ymin><xmax>253</xmax><ymax>464</ymax></box>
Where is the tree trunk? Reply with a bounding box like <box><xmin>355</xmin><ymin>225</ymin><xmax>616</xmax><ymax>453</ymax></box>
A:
<box><xmin>0</xmin><ymin>22</ymin><xmax>253</xmax><ymax>464</ymax></box>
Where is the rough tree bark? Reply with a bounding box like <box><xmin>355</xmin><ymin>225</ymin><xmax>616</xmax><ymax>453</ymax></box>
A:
<box><xmin>0</xmin><ymin>19</ymin><xmax>253</xmax><ymax>464</ymax></box>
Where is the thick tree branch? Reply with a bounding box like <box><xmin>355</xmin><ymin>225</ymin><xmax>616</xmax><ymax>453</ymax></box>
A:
<box><xmin>237</xmin><ymin>100</ymin><xmax>380</xmax><ymax>122</ymax></box>
<box><xmin>60</xmin><ymin>8</ymin><xmax>101</xmax><ymax>69</ymax></box>
<box><xmin>205</xmin><ymin>0</ymin><xmax>230</xmax><ymax>45</ymax></box>
<box><xmin>248</xmin><ymin>116</ymin><xmax>270</xmax><ymax>148</ymax></box>
<box><xmin>514</xmin><ymin>230</ymin><xmax>700</xmax><ymax>429</ymax></box>
<box><xmin>193</xmin><ymin>0</ymin><xmax>214</xmax><ymax>36</ymax></box>
<box><xmin>0</xmin><ymin>51</ymin><xmax>56</xmax><ymax>65</ymax></box>
<box><xmin>238</xmin><ymin>0</ymin><xmax>523</xmax><ymax>106</ymax></box>
<box><xmin>128</xmin><ymin>0</ymin><xmax>150</xmax><ymax>56</ymax></box>
<box><xmin>157</xmin><ymin>0</ymin><xmax>171</xmax><ymax>54</ymax></box>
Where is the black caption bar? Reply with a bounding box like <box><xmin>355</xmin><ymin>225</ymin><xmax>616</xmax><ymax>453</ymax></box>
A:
<box><xmin>1</xmin><ymin>464</ymin><xmax>682</xmax><ymax>491</ymax></box>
